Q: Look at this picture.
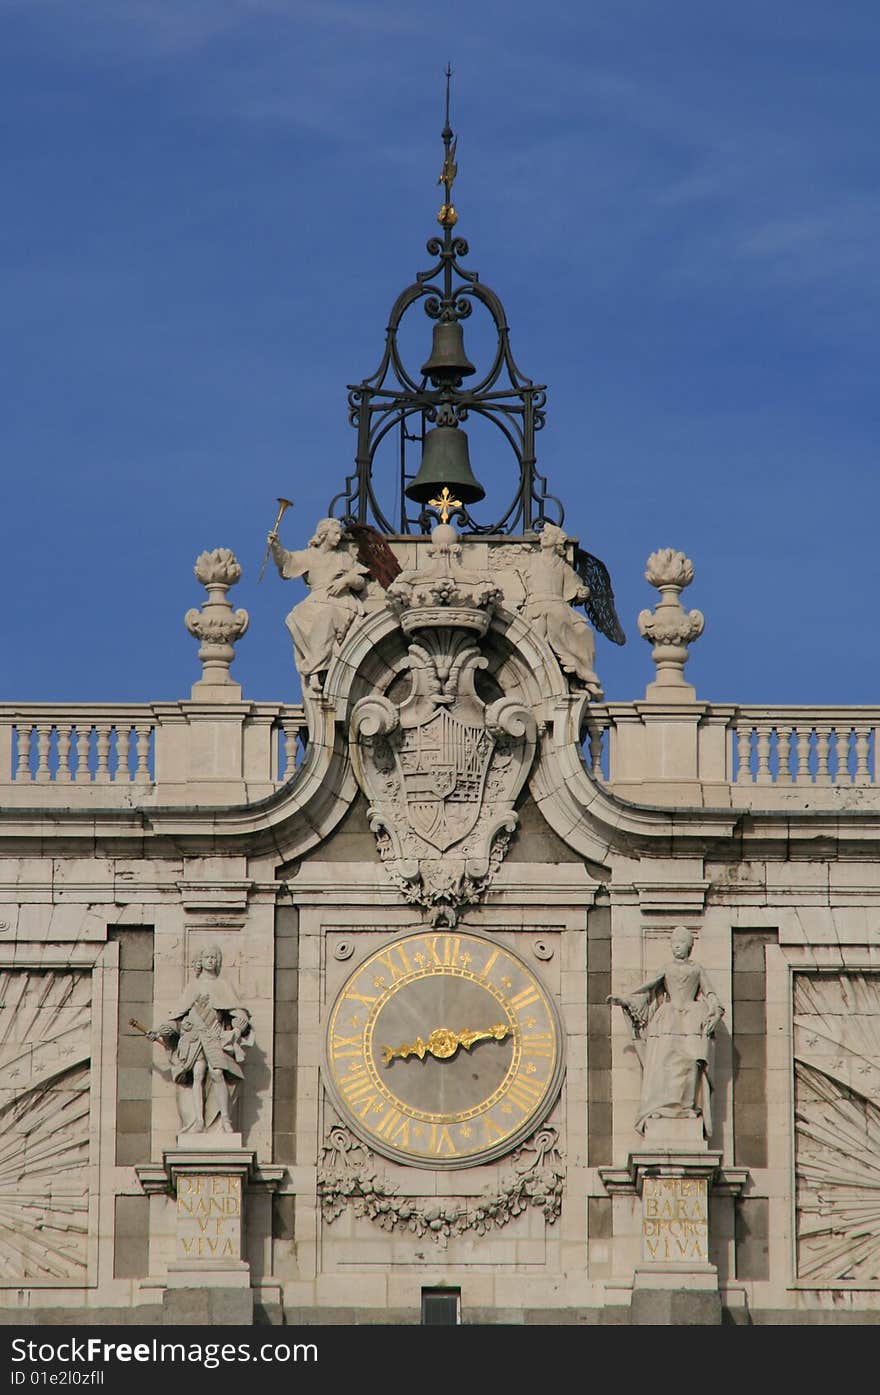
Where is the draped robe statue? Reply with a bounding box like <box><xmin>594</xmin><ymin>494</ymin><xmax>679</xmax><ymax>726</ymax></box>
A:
<box><xmin>608</xmin><ymin>926</ymin><xmax>724</xmax><ymax>1138</ymax></box>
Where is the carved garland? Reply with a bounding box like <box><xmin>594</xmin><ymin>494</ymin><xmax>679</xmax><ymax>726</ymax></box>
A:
<box><xmin>372</xmin><ymin>827</ymin><xmax>512</xmax><ymax>924</ymax></box>
<box><xmin>317</xmin><ymin>1125</ymin><xmax>564</xmax><ymax>1248</ymax></box>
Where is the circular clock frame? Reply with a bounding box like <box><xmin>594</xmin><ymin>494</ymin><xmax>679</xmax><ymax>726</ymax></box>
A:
<box><xmin>322</xmin><ymin>928</ymin><xmax>565</xmax><ymax>1169</ymax></box>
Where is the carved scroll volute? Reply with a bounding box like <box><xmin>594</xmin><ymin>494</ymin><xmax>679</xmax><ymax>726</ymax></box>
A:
<box><xmin>350</xmin><ymin>695</ymin><xmax>417</xmax><ymax>881</ymax></box>
<box><xmin>351</xmin><ymin>695</ymin><xmax>399</xmax><ymax>741</ymax></box>
<box><xmin>485</xmin><ymin>695</ymin><xmax>538</xmax><ymax>745</ymax></box>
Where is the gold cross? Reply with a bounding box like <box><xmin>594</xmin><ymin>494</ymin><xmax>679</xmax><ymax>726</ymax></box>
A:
<box><xmin>428</xmin><ymin>486</ymin><xmax>462</xmax><ymax>523</ymax></box>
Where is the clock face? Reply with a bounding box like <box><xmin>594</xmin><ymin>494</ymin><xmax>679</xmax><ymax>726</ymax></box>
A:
<box><xmin>323</xmin><ymin>929</ymin><xmax>564</xmax><ymax>1169</ymax></box>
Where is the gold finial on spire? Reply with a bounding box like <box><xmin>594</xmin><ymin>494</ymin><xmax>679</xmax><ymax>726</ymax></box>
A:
<box><xmin>437</xmin><ymin>63</ymin><xmax>459</xmax><ymax>228</ymax></box>
<box><xmin>438</xmin><ymin>137</ymin><xmax>458</xmax><ymax>201</ymax></box>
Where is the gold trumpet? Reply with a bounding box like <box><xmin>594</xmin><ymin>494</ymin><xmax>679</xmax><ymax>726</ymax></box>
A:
<box><xmin>258</xmin><ymin>496</ymin><xmax>294</xmax><ymax>583</ymax></box>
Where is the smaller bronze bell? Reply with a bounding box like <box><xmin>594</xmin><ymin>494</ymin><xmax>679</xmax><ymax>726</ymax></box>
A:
<box><xmin>420</xmin><ymin>319</ymin><xmax>476</xmax><ymax>384</ymax></box>
<box><xmin>405</xmin><ymin>424</ymin><xmax>486</xmax><ymax>506</ymax></box>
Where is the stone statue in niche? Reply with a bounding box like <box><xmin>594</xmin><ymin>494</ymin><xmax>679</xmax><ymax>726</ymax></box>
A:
<box><xmin>607</xmin><ymin>925</ymin><xmax>724</xmax><ymax>1138</ymax></box>
<box><xmin>269</xmin><ymin>516</ymin><xmax>369</xmax><ymax>693</ymax></box>
<box><xmin>520</xmin><ymin>524</ymin><xmax>603</xmax><ymax>697</ymax></box>
<box><xmin>149</xmin><ymin>944</ymin><xmax>253</xmax><ymax>1135</ymax></box>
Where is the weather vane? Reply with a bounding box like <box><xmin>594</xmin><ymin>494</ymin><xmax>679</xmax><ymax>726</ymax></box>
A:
<box><xmin>437</xmin><ymin>62</ymin><xmax>458</xmax><ymax>229</ymax></box>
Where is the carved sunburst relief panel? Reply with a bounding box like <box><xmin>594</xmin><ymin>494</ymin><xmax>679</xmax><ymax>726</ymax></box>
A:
<box><xmin>794</xmin><ymin>972</ymin><xmax>880</xmax><ymax>1282</ymax></box>
<box><xmin>0</xmin><ymin>971</ymin><xmax>92</xmax><ymax>1282</ymax></box>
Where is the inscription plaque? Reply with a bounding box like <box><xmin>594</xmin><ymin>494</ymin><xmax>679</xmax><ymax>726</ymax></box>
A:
<box><xmin>641</xmin><ymin>1176</ymin><xmax>708</xmax><ymax>1263</ymax></box>
<box><xmin>176</xmin><ymin>1173</ymin><xmax>242</xmax><ymax>1262</ymax></box>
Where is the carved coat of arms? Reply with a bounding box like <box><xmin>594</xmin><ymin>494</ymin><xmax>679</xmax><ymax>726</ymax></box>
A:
<box><xmin>397</xmin><ymin>704</ymin><xmax>492</xmax><ymax>849</ymax></box>
<box><xmin>351</xmin><ymin>630</ymin><xmax>537</xmax><ymax>922</ymax></box>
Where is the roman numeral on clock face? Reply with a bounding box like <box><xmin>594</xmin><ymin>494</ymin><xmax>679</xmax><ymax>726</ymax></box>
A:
<box><xmin>505</xmin><ymin>1073</ymin><xmax>547</xmax><ymax>1112</ymax></box>
<box><xmin>508</xmin><ymin>985</ymin><xmax>541</xmax><ymax>1012</ymax></box>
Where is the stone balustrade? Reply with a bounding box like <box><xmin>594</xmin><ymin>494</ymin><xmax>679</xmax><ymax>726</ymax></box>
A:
<box><xmin>731</xmin><ymin>708</ymin><xmax>876</xmax><ymax>788</ymax></box>
<box><xmin>0</xmin><ymin>701</ymin><xmax>307</xmax><ymax>807</ymax></box>
<box><xmin>2</xmin><ymin>696</ymin><xmax>877</xmax><ymax>811</ymax></box>
<box><xmin>584</xmin><ymin>702</ymin><xmax>880</xmax><ymax>808</ymax></box>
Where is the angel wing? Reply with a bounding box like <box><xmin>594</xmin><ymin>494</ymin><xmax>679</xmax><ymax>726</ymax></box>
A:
<box><xmin>345</xmin><ymin>524</ymin><xmax>403</xmax><ymax>589</ymax></box>
<box><xmin>574</xmin><ymin>546</ymin><xmax>626</xmax><ymax>646</ymax></box>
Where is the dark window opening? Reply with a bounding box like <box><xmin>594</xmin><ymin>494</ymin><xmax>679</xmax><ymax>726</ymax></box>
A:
<box><xmin>420</xmin><ymin>1288</ymin><xmax>461</xmax><ymax>1325</ymax></box>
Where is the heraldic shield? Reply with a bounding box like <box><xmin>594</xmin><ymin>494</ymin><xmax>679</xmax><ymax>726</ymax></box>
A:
<box><xmin>397</xmin><ymin>707</ymin><xmax>494</xmax><ymax>851</ymax></box>
<box><xmin>350</xmin><ymin>631</ymin><xmax>538</xmax><ymax>918</ymax></box>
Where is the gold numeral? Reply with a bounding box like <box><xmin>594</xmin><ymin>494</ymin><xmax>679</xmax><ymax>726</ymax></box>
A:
<box><xmin>335</xmin><ymin>1061</ymin><xmax>367</xmax><ymax>1087</ymax></box>
<box><xmin>428</xmin><ymin>1124</ymin><xmax>458</xmax><ymax>1155</ymax></box>
<box><xmin>374</xmin><ymin>943</ymin><xmax>412</xmax><ymax>981</ymax></box>
<box><xmin>344</xmin><ymin>988</ymin><xmax>378</xmax><ymax>1009</ymax></box>
<box><xmin>423</xmin><ymin>935</ymin><xmax>461</xmax><ymax>967</ymax></box>
<box><xmin>331</xmin><ymin>1033</ymin><xmax>362</xmax><ymax>1057</ymax></box>
<box><xmin>505</xmin><ymin>1074</ymin><xmax>546</xmax><ymax>1112</ymax></box>
<box><xmin>482</xmin><ymin>1115</ymin><xmax>508</xmax><ymax>1143</ymax></box>
<box><xmin>481</xmin><ymin>949</ymin><xmax>500</xmax><ymax>979</ymax></box>
<box><xmin>340</xmin><ymin>1075</ymin><xmax>384</xmax><ymax>1118</ymax></box>
<box><xmin>374</xmin><ymin>1108</ymin><xmax>411</xmax><ymax>1147</ymax></box>
<box><xmin>522</xmin><ymin>1033</ymin><xmax>554</xmax><ymax>1058</ymax></box>
<box><xmin>508</xmin><ymin>985</ymin><xmax>541</xmax><ymax>1012</ymax></box>
<box><xmin>337</xmin><ymin>1064</ymin><xmax>369</xmax><ymax>1091</ymax></box>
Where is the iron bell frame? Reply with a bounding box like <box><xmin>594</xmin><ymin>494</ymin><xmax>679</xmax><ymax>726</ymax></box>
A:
<box><xmin>328</xmin><ymin>106</ymin><xmax>565</xmax><ymax>538</ymax></box>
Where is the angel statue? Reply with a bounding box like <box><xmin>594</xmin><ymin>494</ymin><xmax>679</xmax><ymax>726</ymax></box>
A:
<box><xmin>269</xmin><ymin>516</ymin><xmax>370</xmax><ymax>693</ymax></box>
<box><xmin>268</xmin><ymin>517</ymin><xmax>402</xmax><ymax>694</ymax></box>
<box><xmin>521</xmin><ymin>524</ymin><xmax>606</xmax><ymax>697</ymax></box>
<box><xmin>607</xmin><ymin>925</ymin><xmax>724</xmax><ymax>1139</ymax></box>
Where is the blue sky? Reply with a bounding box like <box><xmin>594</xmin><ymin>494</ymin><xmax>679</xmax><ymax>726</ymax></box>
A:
<box><xmin>3</xmin><ymin>2</ymin><xmax>878</xmax><ymax>706</ymax></box>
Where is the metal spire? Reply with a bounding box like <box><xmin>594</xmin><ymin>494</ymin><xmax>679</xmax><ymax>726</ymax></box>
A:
<box><xmin>437</xmin><ymin>63</ymin><xmax>458</xmax><ymax>230</ymax></box>
<box><xmin>331</xmin><ymin>68</ymin><xmax>563</xmax><ymax>538</ymax></box>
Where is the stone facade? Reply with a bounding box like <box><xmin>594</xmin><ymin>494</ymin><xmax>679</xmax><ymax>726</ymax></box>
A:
<box><xmin>2</xmin><ymin>520</ymin><xmax>880</xmax><ymax>1328</ymax></box>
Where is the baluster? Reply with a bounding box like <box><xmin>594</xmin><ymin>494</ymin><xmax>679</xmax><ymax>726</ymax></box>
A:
<box><xmin>57</xmin><ymin>726</ymin><xmax>73</xmax><ymax>783</ymax></box>
<box><xmin>95</xmin><ymin>724</ymin><xmax>112</xmax><ymax>782</ymax></box>
<box><xmin>269</xmin><ymin>723</ymin><xmax>281</xmax><ymax>782</ymax></box>
<box><xmin>281</xmin><ymin>720</ymin><xmax>302</xmax><ymax>779</ymax></box>
<box><xmin>775</xmin><ymin>726</ymin><xmax>792</xmax><ymax>784</ymax></box>
<box><xmin>15</xmin><ymin>725</ymin><xmax>34</xmax><ymax>781</ymax></box>
<box><xmin>795</xmin><ymin>725</ymin><xmax>812</xmax><ymax>783</ymax></box>
<box><xmin>735</xmin><ymin>726</ymin><xmax>753</xmax><ymax>783</ymax></box>
<box><xmin>115</xmin><ymin>725</ymin><xmax>131</xmax><ymax>782</ymax></box>
<box><xmin>835</xmin><ymin>727</ymin><xmax>853</xmax><ymax>785</ymax></box>
<box><xmin>854</xmin><ymin>725</ymin><xmax>871</xmax><ymax>785</ymax></box>
<box><xmin>755</xmin><ymin>724</ymin><xmax>772</xmax><ymax>784</ymax></box>
<box><xmin>587</xmin><ymin>721</ymin><xmax>605</xmax><ymax>780</ymax></box>
<box><xmin>76</xmin><ymin>725</ymin><xmax>93</xmax><ymax>782</ymax></box>
<box><xmin>815</xmin><ymin>726</ymin><xmax>832</xmax><ymax>785</ymax></box>
<box><xmin>35</xmin><ymin>723</ymin><xmax>53</xmax><ymax>783</ymax></box>
<box><xmin>135</xmin><ymin>725</ymin><xmax>152</xmax><ymax>782</ymax></box>
<box><xmin>0</xmin><ymin>722</ymin><xmax>11</xmax><ymax>784</ymax></box>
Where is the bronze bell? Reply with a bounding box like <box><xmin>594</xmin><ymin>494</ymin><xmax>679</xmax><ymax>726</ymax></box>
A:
<box><xmin>420</xmin><ymin>319</ymin><xmax>476</xmax><ymax>384</ymax></box>
<box><xmin>405</xmin><ymin>424</ymin><xmax>486</xmax><ymax>506</ymax></box>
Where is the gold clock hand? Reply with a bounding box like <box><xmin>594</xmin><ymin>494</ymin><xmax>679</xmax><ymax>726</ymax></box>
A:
<box><xmin>381</xmin><ymin>1024</ymin><xmax>510</xmax><ymax>1065</ymax></box>
<box><xmin>455</xmin><ymin>1024</ymin><xmax>511</xmax><ymax>1051</ymax></box>
<box><xmin>381</xmin><ymin>1035</ymin><xmax>431</xmax><ymax>1064</ymax></box>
